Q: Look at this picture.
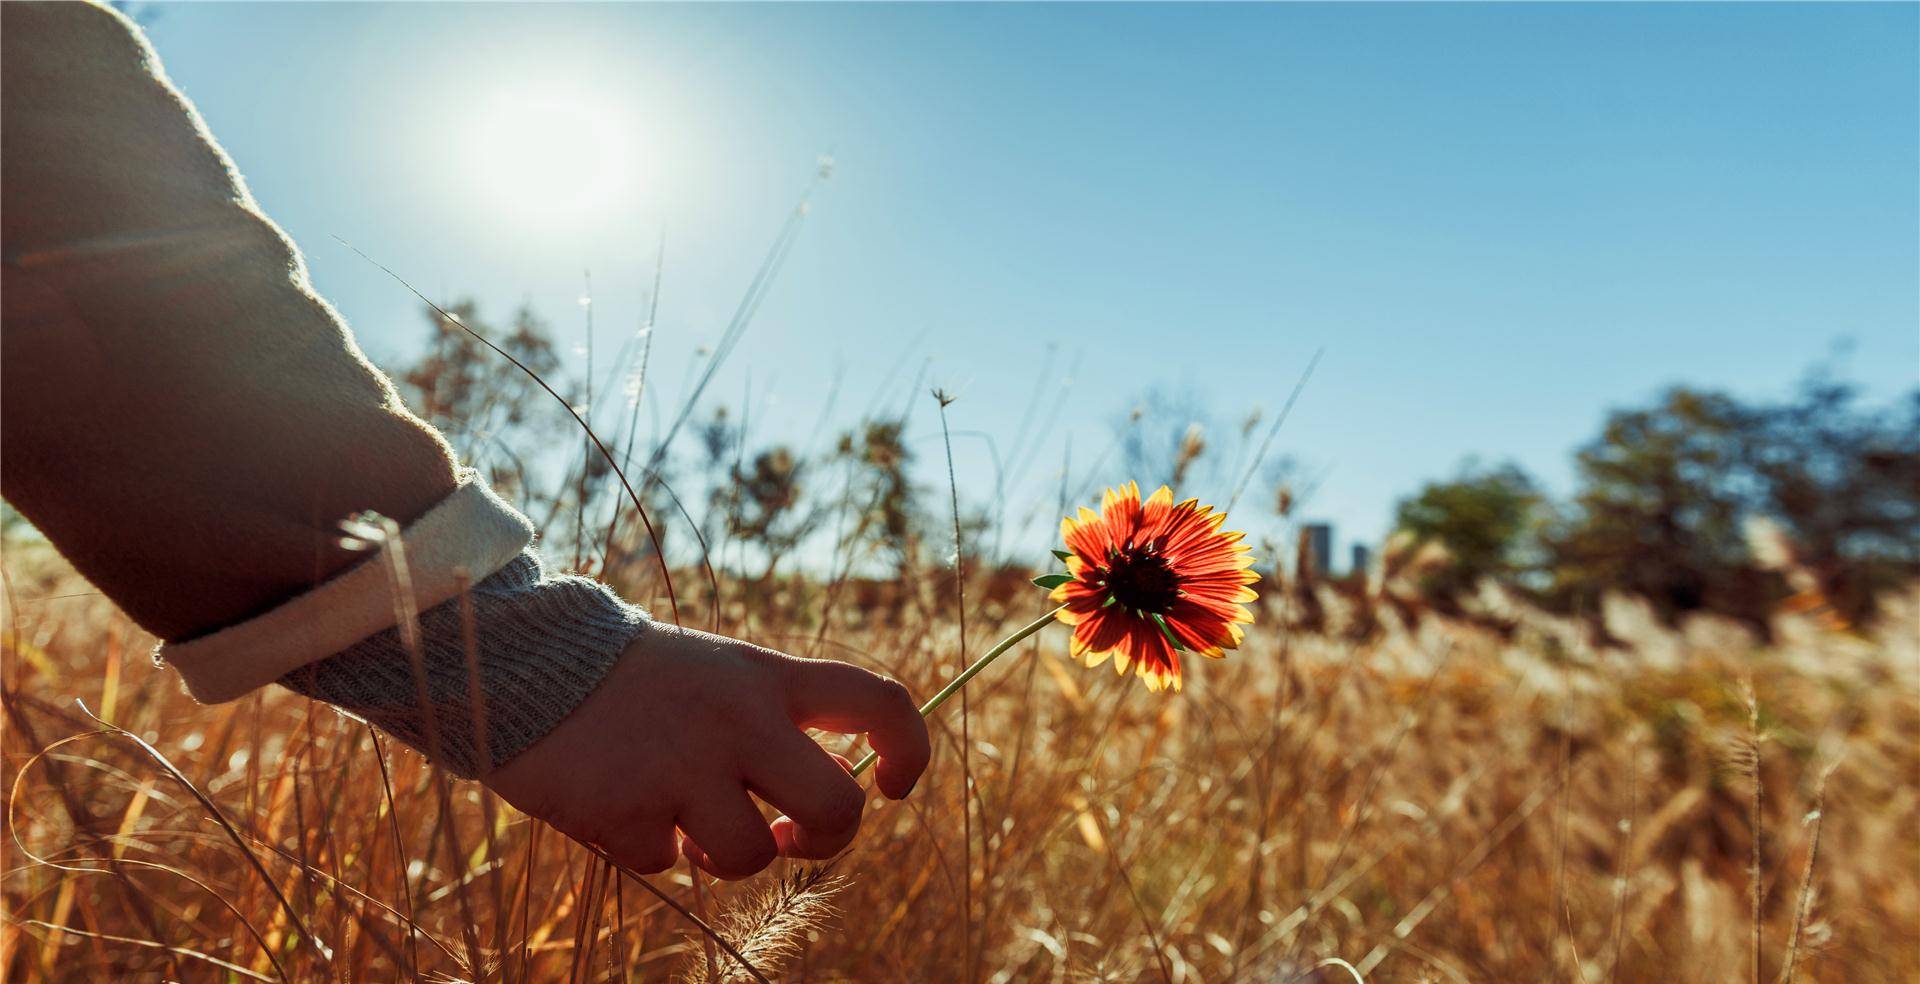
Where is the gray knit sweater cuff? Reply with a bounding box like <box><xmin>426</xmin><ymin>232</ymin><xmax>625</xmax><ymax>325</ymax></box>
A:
<box><xmin>279</xmin><ymin>549</ymin><xmax>647</xmax><ymax>778</ymax></box>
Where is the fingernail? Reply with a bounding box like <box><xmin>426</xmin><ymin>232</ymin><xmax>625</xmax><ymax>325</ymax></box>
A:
<box><xmin>902</xmin><ymin>776</ymin><xmax>919</xmax><ymax>797</ymax></box>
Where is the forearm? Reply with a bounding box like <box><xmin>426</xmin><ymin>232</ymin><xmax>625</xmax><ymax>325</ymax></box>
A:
<box><xmin>1</xmin><ymin>2</ymin><xmax>646</xmax><ymax>777</ymax></box>
<box><xmin>1</xmin><ymin>0</ymin><xmax>459</xmax><ymax>642</ymax></box>
<box><xmin>281</xmin><ymin>550</ymin><xmax>648</xmax><ymax>778</ymax></box>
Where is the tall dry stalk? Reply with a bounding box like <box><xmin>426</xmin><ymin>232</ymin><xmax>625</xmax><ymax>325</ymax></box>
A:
<box><xmin>932</xmin><ymin>388</ymin><xmax>975</xmax><ymax>984</ymax></box>
<box><xmin>1744</xmin><ymin>684</ymin><xmax>1767</xmax><ymax>984</ymax></box>
<box><xmin>1780</xmin><ymin>755</ymin><xmax>1840</xmax><ymax>984</ymax></box>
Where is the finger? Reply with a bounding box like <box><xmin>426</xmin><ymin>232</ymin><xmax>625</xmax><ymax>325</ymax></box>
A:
<box><xmin>781</xmin><ymin>658</ymin><xmax>931</xmax><ymax>801</ymax></box>
<box><xmin>678</xmin><ymin>832</ymin><xmax>718</xmax><ymax>877</ymax></box>
<box><xmin>592</xmin><ymin>817</ymin><xmax>679</xmax><ymax>875</ymax></box>
<box><xmin>771</xmin><ymin>751</ymin><xmax>859</xmax><ymax>858</ymax></box>
<box><xmin>676</xmin><ymin>784</ymin><xmax>778</xmax><ymax>880</ymax></box>
<box><xmin>745</xmin><ymin>729</ymin><xmax>867</xmax><ymax>859</ymax></box>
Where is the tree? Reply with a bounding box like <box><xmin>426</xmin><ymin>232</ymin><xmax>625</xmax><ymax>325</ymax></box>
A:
<box><xmin>399</xmin><ymin>300</ymin><xmax>575</xmax><ymax>507</ymax></box>
<box><xmin>833</xmin><ymin>420</ymin><xmax>921</xmax><ymax>578</ymax></box>
<box><xmin>1544</xmin><ymin>387</ymin><xmax>1758</xmax><ymax>620</ymax></box>
<box><xmin>1542</xmin><ymin>377</ymin><xmax>1920</xmax><ymax>626</ymax></box>
<box><xmin>1392</xmin><ymin>461</ymin><xmax>1543</xmax><ymax>598</ymax></box>
<box><xmin>694</xmin><ymin>405</ymin><xmax>741</xmax><ymax>547</ymax></box>
<box><xmin>728</xmin><ymin>447</ymin><xmax>824</xmax><ymax>582</ymax></box>
<box><xmin>1739</xmin><ymin>377</ymin><xmax>1920</xmax><ymax>621</ymax></box>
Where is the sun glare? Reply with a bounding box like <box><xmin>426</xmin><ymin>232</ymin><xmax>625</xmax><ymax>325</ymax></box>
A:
<box><xmin>471</xmin><ymin>90</ymin><xmax>632</xmax><ymax>219</ymax></box>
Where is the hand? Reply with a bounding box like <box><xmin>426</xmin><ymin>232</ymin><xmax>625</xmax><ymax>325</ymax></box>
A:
<box><xmin>484</xmin><ymin>623</ymin><xmax>930</xmax><ymax>879</ymax></box>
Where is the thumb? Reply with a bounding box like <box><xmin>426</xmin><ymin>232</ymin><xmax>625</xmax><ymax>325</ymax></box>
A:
<box><xmin>781</xmin><ymin>657</ymin><xmax>930</xmax><ymax>800</ymax></box>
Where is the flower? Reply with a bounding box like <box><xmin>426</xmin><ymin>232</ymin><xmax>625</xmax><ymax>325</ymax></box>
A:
<box><xmin>1050</xmin><ymin>482</ymin><xmax>1258</xmax><ymax>692</ymax></box>
<box><xmin>853</xmin><ymin>481</ymin><xmax>1256</xmax><ymax>780</ymax></box>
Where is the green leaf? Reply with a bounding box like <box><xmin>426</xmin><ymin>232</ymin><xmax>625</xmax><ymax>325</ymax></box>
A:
<box><xmin>1051</xmin><ymin>550</ymin><xmax>1074</xmax><ymax>563</ymax></box>
<box><xmin>1031</xmin><ymin>573</ymin><xmax>1073</xmax><ymax>590</ymax></box>
<box><xmin>1150</xmin><ymin>613</ymin><xmax>1187</xmax><ymax>652</ymax></box>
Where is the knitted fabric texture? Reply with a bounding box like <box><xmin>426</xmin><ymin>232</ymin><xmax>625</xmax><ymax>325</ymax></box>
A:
<box><xmin>280</xmin><ymin>549</ymin><xmax>647</xmax><ymax>778</ymax></box>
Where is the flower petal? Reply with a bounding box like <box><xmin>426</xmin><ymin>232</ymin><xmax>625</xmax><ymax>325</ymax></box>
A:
<box><xmin>1056</xmin><ymin>482</ymin><xmax>1257</xmax><ymax>692</ymax></box>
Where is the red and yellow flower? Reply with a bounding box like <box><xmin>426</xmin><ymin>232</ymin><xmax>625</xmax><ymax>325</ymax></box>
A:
<box><xmin>1050</xmin><ymin>482</ymin><xmax>1258</xmax><ymax>692</ymax></box>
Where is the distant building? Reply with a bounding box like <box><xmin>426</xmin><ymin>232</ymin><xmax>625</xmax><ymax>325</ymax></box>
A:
<box><xmin>1350</xmin><ymin>543</ymin><xmax>1373</xmax><ymax>579</ymax></box>
<box><xmin>1301</xmin><ymin>523</ymin><xmax>1332</xmax><ymax>577</ymax></box>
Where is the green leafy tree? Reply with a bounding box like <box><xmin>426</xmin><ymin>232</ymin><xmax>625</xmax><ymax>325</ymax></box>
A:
<box><xmin>1542</xmin><ymin>377</ymin><xmax>1919</xmax><ymax>625</ymax></box>
<box><xmin>1740</xmin><ymin>377</ymin><xmax>1920</xmax><ymax>620</ymax></box>
<box><xmin>399</xmin><ymin>300</ymin><xmax>575</xmax><ymax>507</ymax></box>
<box><xmin>1544</xmin><ymin>388</ymin><xmax>1758</xmax><ymax>620</ymax></box>
<box><xmin>728</xmin><ymin>447</ymin><xmax>825</xmax><ymax>582</ymax></box>
<box><xmin>1392</xmin><ymin>461</ymin><xmax>1543</xmax><ymax>598</ymax></box>
<box><xmin>834</xmin><ymin>420</ymin><xmax>921</xmax><ymax>578</ymax></box>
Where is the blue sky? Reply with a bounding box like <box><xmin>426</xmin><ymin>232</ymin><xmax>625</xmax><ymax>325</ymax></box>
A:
<box><xmin>139</xmin><ymin>2</ymin><xmax>1918</xmax><ymax>564</ymax></box>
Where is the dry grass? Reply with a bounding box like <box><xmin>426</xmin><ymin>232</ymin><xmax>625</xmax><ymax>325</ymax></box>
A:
<box><xmin>3</xmin><ymin>533</ymin><xmax>1917</xmax><ymax>982</ymax></box>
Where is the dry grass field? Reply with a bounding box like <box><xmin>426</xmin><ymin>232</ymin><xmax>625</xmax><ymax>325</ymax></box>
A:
<box><xmin>5</xmin><ymin>5</ymin><xmax>1915</xmax><ymax>982</ymax></box>
<box><xmin>3</xmin><ymin>526</ymin><xmax>1915</xmax><ymax>982</ymax></box>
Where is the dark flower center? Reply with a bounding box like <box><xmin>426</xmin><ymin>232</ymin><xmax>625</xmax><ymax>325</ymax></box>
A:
<box><xmin>1100</xmin><ymin>543</ymin><xmax>1180</xmax><ymax>614</ymax></box>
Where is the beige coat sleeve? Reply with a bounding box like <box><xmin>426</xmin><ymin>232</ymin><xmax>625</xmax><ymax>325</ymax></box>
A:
<box><xmin>2</xmin><ymin>0</ymin><xmax>468</xmax><ymax>643</ymax></box>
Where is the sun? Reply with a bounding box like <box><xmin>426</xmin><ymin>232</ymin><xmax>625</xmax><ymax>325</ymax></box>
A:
<box><xmin>470</xmin><ymin>89</ymin><xmax>632</xmax><ymax>219</ymax></box>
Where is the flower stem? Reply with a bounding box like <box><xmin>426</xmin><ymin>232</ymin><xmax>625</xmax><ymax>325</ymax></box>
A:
<box><xmin>850</xmin><ymin>605</ymin><xmax>1066</xmax><ymax>778</ymax></box>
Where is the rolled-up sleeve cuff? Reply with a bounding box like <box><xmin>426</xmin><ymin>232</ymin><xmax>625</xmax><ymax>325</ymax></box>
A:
<box><xmin>279</xmin><ymin>548</ymin><xmax>647</xmax><ymax>778</ymax></box>
<box><xmin>155</xmin><ymin>470</ymin><xmax>534</xmax><ymax>703</ymax></box>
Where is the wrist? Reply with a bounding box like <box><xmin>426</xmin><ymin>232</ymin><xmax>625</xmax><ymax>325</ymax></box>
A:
<box><xmin>279</xmin><ymin>549</ymin><xmax>648</xmax><ymax>778</ymax></box>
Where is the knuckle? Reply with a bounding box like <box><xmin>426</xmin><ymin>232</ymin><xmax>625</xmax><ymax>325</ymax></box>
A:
<box><xmin>734</xmin><ymin>638</ymin><xmax>791</xmax><ymax>673</ymax></box>
<box><xmin>601</xmin><ymin>814</ymin><xmax>679</xmax><ymax>875</ymax></box>
<box><xmin>629</xmin><ymin>842</ymin><xmax>679</xmax><ymax>875</ymax></box>
<box><xmin>876</xmin><ymin>677</ymin><xmax>913</xmax><ymax>710</ymax></box>
<box><xmin>716</xmin><ymin>837</ymin><xmax>778</xmax><ymax>878</ymax></box>
<box><xmin>818</xmin><ymin>783</ymin><xmax>866</xmax><ymax>833</ymax></box>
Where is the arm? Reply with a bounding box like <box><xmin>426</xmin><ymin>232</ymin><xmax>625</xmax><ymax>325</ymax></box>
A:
<box><xmin>1</xmin><ymin>0</ymin><xmax>928</xmax><ymax>878</ymax></box>
<box><xmin>1</xmin><ymin>0</ymin><xmax>460</xmax><ymax>641</ymax></box>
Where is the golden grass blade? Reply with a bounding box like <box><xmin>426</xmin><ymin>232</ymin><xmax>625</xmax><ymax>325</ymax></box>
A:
<box><xmin>16</xmin><ymin>920</ymin><xmax>276</xmax><ymax>982</ymax></box>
